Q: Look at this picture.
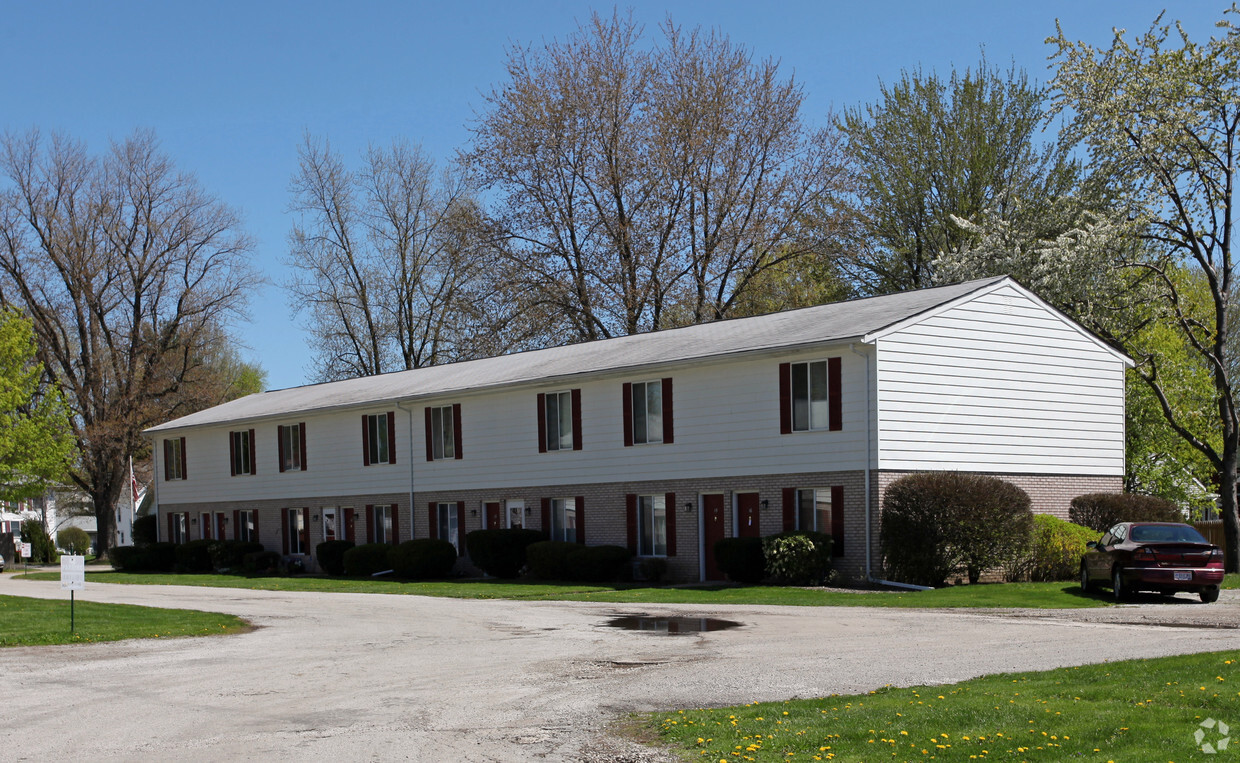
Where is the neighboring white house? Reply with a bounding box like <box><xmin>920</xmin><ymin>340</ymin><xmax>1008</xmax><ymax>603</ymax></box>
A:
<box><xmin>145</xmin><ymin>276</ymin><xmax>1131</xmax><ymax>581</ymax></box>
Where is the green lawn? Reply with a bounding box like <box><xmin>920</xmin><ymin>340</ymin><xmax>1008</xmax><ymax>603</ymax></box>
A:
<box><xmin>648</xmin><ymin>650</ymin><xmax>1240</xmax><ymax>761</ymax></box>
<box><xmin>0</xmin><ymin>594</ymin><xmax>248</xmax><ymax>646</ymax></box>
<box><xmin>14</xmin><ymin>570</ymin><xmax>1120</xmax><ymax>608</ymax></box>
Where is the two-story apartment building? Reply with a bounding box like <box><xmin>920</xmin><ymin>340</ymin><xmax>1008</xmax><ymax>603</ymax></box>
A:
<box><xmin>146</xmin><ymin>276</ymin><xmax>1131</xmax><ymax>581</ymax></box>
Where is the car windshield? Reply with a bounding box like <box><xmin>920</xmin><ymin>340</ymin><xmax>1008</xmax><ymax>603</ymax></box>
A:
<box><xmin>1128</xmin><ymin>524</ymin><xmax>1208</xmax><ymax>544</ymax></box>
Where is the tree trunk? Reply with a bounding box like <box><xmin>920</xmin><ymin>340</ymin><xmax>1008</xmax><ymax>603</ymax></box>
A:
<box><xmin>91</xmin><ymin>484</ymin><xmax>118</xmax><ymax>559</ymax></box>
<box><xmin>1221</xmin><ymin>451</ymin><xmax>1240</xmax><ymax>574</ymax></box>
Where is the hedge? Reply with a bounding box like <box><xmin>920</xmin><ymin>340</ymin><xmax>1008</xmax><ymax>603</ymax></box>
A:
<box><xmin>715</xmin><ymin>537</ymin><xmax>766</xmax><ymax>583</ymax></box>
<box><xmin>1069</xmin><ymin>493</ymin><xmax>1182</xmax><ymax>532</ymax></box>
<box><xmin>342</xmin><ymin>543</ymin><xmax>395</xmax><ymax>577</ymax></box>
<box><xmin>1006</xmin><ymin>515</ymin><xmax>1099</xmax><ymax>582</ymax></box>
<box><xmin>390</xmin><ymin>539</ymin><xmax>458</xmax><ymax>579</ymax></box>
<box><xmin>525</xmin><ymin>540</ymin><xmax>577</xmax><ymax>580</ymax></box>
<box><xmin>174</xmin><ymin>539</ymin><xmax>215</xmax><ymax>573</ymax></box>
<box><xmin>110</xmin><ymin>542</ymin><xmax>177</xmax><ymax>572</ymax></box>
<box><xmin>465</xmin><ymin>528</ymin><xmax>546</xmax><ymax>578</ymax></box>
<box><xmin>565</xmin><ymin>545</ymin><xmax>631</xmax><ymax>582</ymax></box>
<box><xmin>316</xmin><ymin>540</ymin><xmax>356</xmax><ymax>576</ymax></box>
<box><xmin>209</xmin><ymin>540</ymin><xmax>264</xmax><ymax>572</ymax></box>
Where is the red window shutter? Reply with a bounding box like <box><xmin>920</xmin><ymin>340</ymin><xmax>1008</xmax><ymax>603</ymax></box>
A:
<box><xmin>537</xmin><ymin>393</ymin><xmax>547</xmax><ymax>453</ymax></box>
<box><xmin>365</xmin><ymin>504</ymin><xmax>375</xmax><ymax>542</ymax></box>
<box><xmin>277</xmin><ymin>425</ymin><xmax>286</xmax><ymax>473</ymax></box>
<box><xmin>452</xmin><ymin>404</ymin><xmax>462</xmax><ymax>460</ymax></box>
<box><xmin>300</xmin><ymin>508</ymin><xmax>310</xmax><ymax>552</ymax></box>
<box><xmin>828</xmin><ymin>357</ymin><xmax>842</xmax><ymax>431</ymax></box>
<box><xmin>167</xmin><ymin>512</ymin><xmax>175</xmax><ymax>543</ymax></box>
<box><xmin>779</xmin><ymin>362</ymin><xmax>792</xmax><ymax>434</ymax></box>
<box><xmin>540</xmin><ymin>498</ymin><xmax>551</xmax><ymax>536</ymax></box>
<box><xmin>362</xmin><ymin>415</ymin><xmax>371</xmax><ymax>466</ymax></box>
<box><xmin>831</xmin><ymin>485</ymin><xmax>845</xmax><ymax>556</ymax></box>
<box><xmin>782</xmin><ymin>487</ymin><xmax>797</xmax><ymax>532</ymax></box>
<box><xmin>661</xmin><ymin>378</ymin><xmax>674</xmax><ymax>444</ymax></box>
<box><xmin>344</xmin><ymin>508</ymin><xmax>354</xmax><ymax>542</ymax></box>
<box><xmin>575</xmin><ymin>495</ymin><xmax>585</xmax><ymax>545</ymax></box>
<box><xmin>571</xmin><ymin>388</ymin><xmax>582</xmax><ymax>450</ymax></box>
<box><xmin>252</xmin><ymin>512</ymin><xmax>260</xmax><ymax>543</ymax></box>
<box><xmin>281</xmin><ymin>508</ymin><xmax>290</xmax><ymax>555</ymax></box>
<box><xmin>387</xmin><ymin>412</ymin><xmax>397</xmax><ymax>464</ymax></box>
<box><xmin>622</xmin><ymin>382</ymin><xmax>633</xmax><ymax>446</ymax></box>
<box><xmin>233</xmin><ymin>510</ymin><xmax>240</xmax><ymax>540</ymax></box>
<box><xmin>179</xmin><ymin>437</ymin><xmax>187</xmax><ymax>478</ymax></box>
<box><xmin>249</xmin><ymin>429</ymin><xmax>257</xmax><ymax>475</ymax></box>
<box><xmin>424</xmin><ymin>407</ymin><xmax>434</xmax><ymax>462</ymax></box>
<box><xmin>229</xmin><ymin>432</ymin><xmax>237</xmax><ymax>476</ymax></box>
<box><xmin>456</xmin><ymin>501</ymin><xmax>466</xmax><ymax>556</ymax></box>
<box><xmin>163</xmin><ymin>440</ymin><xmax>170</xmax><ymax>480</ymax></box>
<box><xmin>665</xmin><ymin>492</ymin><xmax>677</xmax><ymax>556</ymax></box>
<box><xmin>390</xmin><ymin>503</ymin><xmax>400</xmax><ymax>545</ymax></box>
<box><xmin>625</xmin><ymin>494</ymin><xmax>637</xmax><ymax>553</ymax></box>
<box><xmin>428</xmin><ymin>502</ymin><xmax>438</xmax><ymax>540</ymax></box>
<box><xmin>299</xmin><ymin>422</ymin><xmax>307</xmax><ymax>471</ymax></box>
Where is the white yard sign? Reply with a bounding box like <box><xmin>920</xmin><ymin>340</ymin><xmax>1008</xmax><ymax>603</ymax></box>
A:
<box><xmin>60</xmin><ymin>555</ymin><xmax>85</xmax><ymax>591</ymax></box>
<box><xmin>20</xmin><ymin>542</ymin><xmax>31</xmax><ymax>559</ymax></box>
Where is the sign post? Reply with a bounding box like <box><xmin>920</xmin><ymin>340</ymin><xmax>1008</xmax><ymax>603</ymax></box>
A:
<box><xmin>60</xmin><ymin>555</ymin><xmax>85</xmax><ymax>632</ymax></box>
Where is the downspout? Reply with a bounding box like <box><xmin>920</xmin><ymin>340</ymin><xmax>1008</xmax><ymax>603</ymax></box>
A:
<box><xmin>850</xmin><ymin>342</ymin><xmax>930</xmax><ymax>592</ymax></box>
<box><xmin>396</xmin><ymin>401</ymin><xmax>417</xmax><ymax>539</ymax></box>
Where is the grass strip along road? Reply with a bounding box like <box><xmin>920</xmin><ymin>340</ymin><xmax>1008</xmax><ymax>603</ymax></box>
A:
<box><xmin>648</xmin><ymin>650</ymin><xmax>1240</xmax><ymax>761</ymax></box>
<box><xmin>0</xmin><ymin>594</ymin><xmax>248</xmax><ymax>647</ymax></box>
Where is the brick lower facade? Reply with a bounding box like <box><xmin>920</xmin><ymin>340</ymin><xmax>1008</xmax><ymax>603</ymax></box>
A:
<box><xmin>159</xmin><ymin>470</ymin><xmax>1121</xmax><ymax>582</ymax></box>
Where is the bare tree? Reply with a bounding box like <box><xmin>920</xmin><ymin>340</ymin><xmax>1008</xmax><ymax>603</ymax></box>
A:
<box><xmin>0</xmin><ymin>129</ymin><xmax>258</xmax><ymax>557</ymax></box>
<box><xmin>467</xmin><ymin>11</ymin><xmax>849</xmax><ymax>342</ymax></box>
<box><xmin>286</xmin><ymin>135</ymin><xmax>498</xmax><ymax>381</ymax></box>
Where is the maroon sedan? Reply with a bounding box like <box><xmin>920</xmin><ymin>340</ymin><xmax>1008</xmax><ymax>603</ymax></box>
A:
<box><xmin>1081</xmin><ymin>522</ymin><xmax>1224</xmax><ymax>603</ymax></box>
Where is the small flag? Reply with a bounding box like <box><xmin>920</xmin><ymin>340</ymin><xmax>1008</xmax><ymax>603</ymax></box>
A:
<box><xmin>130</xmin><ymin>456</ymin><xmax>139</xmax><ymax>506</ymax></box>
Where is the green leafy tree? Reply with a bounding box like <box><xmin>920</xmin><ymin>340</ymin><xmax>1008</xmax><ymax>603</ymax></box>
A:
<box><xmin>836</xmin><ymin>56</ymin><xmax>1083</xmax><ymax>294</ymax></box>
<box><xmin>1045</xmin><ymin>8</ymin><xmax>1240</xmax><ymax>570</ymax></box>
<box><xmin>56</xmin><ymin>526</ymin><xmax>91</xmax><ymax>555</ymax></box>
<box><xmin>18</xmin><ymin>518</ymin><xmax>56</xmax><ymax>563</ymax></box>
<box><xmin>0</xmin><ymin>307</ymin><xmax>74</xmax><ymax>501</ymax></box>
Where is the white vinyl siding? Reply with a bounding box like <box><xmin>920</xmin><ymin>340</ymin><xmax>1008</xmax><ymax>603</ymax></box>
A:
<box><xmin>874</xmin><ymin>284</ymin><xmax>1125</xmax><ymax>475</ymax></box>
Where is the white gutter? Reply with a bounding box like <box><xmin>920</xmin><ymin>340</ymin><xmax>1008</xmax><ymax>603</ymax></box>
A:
<box><xmin>395</xmin><ymin>401</ymin><xmax>418</xmax><ymax>540</ymax></box>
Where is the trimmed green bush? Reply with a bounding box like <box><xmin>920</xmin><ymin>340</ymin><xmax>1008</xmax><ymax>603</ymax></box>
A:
<box><xmin>145</xmin><ymin>542</ymin><xmax>178</xmax><ymax>572</ymax></box>
<box><xmin>1008</xmin><ymin>515</ymin><xmax>1099</xmax><ymax>582</ymax></box>
<box><xmin>243</xmin><ymin>550</ymin><xmax>282</xmax><ymax>575</ymax></box>
<box><xmin>466</xmin><ymin>528</ymin><xmax>547</xmax><ymax>578</ymax></box>
<box><xmin>390</xmin><ymin>539</ymin><xmax>458</xmax><ymax>579</ymax></box>
<box><xmin>316</xmin><ymin>539</ymin><xmax>356</xmax><ymax>576</ymax></box>
<box><xmin>110</xmin><ymin>542</ymin><xmax>177</xmax><ymax>572</ymax></box>
<box><xmin>1069</xmin><ymin>493</ymin><xmax>1182</xmax><ymax>532</ymax></box>
<box><xmin>566</xmin><ymin>544</ymin><xmax>631</xmax><ymax>582</ymax></box>
<box><xmin>107</xmin><ymin>546</ymin><xmax>143</xmax><ymax>571</ymax></box>
<box><xmin>715</xmin><ymin>537</ymin><xmax>766</xmax><ymax>583</ymax></box>
<box><xmin>57</xmin><ymin>526</ymin><xmax>92</xmax><ymax>555</ymax></box>
<box><xmin>342</xmin><ymin>542</ymin><xmax>395</xmax><ymax>577</ymax></box>
<box><xmin>526</xmin><ymin>540</ymin><xmax>578</xmax><ymax>580</ymax></box>
<box><xmin>209</xmin><ymin>540</ymin><xmax>264</xmax><ymax>572</ymax></box>
<box><xmin>19</xmin><ymin>519</ymin><xmax>57</xmax><ymax>563</ymax></box>
<box><xmin>881</xmin><ymin>472</ymin><xmax>1034</xmax><ymax>587</ymax></box>
<box><xmin>175</xmin><ymin>539</ymin><xmax>214</xmax><ymax>572</ymax></box>
<box><xmin>763</xmin><ymin>532</ymin><xmax>831</xmax><ymax>585</ymax></box>
<box><xmin>132</xmin><ymin>514</ymin><xmax>158</xmax><ymax>546</ymax></box>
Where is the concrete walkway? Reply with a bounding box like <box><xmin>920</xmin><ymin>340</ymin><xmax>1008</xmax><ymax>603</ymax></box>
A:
<box><xmin>2</xmin><ymin>574</ymin><xmax>1238</xmax><ymax>761</ymax></box>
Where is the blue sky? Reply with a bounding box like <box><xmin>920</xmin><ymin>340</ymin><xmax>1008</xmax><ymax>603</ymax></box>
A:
<box><xmin>1</xmin><ymin>1</ymin><xmax>1230</xmax><ymax>391</ymax></box>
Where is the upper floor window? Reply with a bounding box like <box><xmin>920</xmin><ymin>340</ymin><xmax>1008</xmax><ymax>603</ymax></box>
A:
<box><xmin>229</xmin><ymin>429</ymin><xmax>255</xmax><ymax>476</ymax></box>
<box><xmin>779</xmin><ymin>359</ymin><xmax>842</xmax><ymax>433</ymax></box>
<box><xmin>538</xmin><ymin>390</ymin><xmax>580</xmax><ymax>452</ymax></box>
<box><xmin>278</xmin><ymin>423</ymin><xmax>306</xmax><ymax>472</ymax></box>
<box><xmin>163</xmin><ymin>437</ymin><xmax>186</xmax><ymax>481</ymax></box>
<box><xmin>425</xmin><ymin>404</ymin><xmax>462</xmax><ymax>461</ymax></box>
<box><xmin>623</xmin><ymin>378</ymin><xmax>673</xmax><ymax>446</ymax></box>
<box><xmin>363</xmin><ymin>412</ymin><xmax>396</xmax><ymax>466</ymax></box>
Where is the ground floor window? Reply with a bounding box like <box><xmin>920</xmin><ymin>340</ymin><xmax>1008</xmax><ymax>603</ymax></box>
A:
<box><xmin>287</xmin><ymin>508</ymin><xmax>306</xmax><ymax>554</ymax></box>
<box><xmin>796</xmin><ymin>488</ymin><xmax>831</xmax><ymax>532</ymax></box>
<box><xmin>437</xmin><ymin>502</ymin><xmax>459</xmax><ymax>551</ymax></box>
<box><xmin>550</xmin><ymin>497</ymin><xmax>576</xmax><ymax>543</ymax></box>
<box><xmin>236</xmin><ymin>510</ymin><xmax>256</xmax><ymax>542</ymax></box>
<box><xmin>169</xmin><ymin>512</ymin><xmax>187</xmax><ymax>544</ymax></box>
<box><xmin>323</xmin><ymin>508</ymin><xmax>338</xmax><ymax>542</ymax></box>
<box><xmin>637</xmin><ymin>495</ymin><xmax>666</xmax><ymax>556</ymax></box>
<box><xmin>506</xmin><ymin>499</ymin><xmax>524</xmax><ymax>529</ymax></box>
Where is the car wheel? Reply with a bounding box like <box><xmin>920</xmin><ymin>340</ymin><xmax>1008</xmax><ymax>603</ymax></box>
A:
<box><xmin>1080</xmin><ymin>564</ymin><xmax>1095</xmax><ymax>593</ymax></box>
<box><xmin>1201</xmin><ymin>587</ymin><xmax>1220</xmax><ymax>604</ymax></box>
<box><xmin>1112</xmin><ymin>567</ymin><xmax>1131</xmax><ymax>602</ymax></box>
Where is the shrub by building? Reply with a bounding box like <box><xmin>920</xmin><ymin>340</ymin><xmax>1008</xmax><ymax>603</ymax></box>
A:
<box><xmin>1069</xmin><ymin>493</ymin><xmax>1181</xmax><ymax>532</ymax></box>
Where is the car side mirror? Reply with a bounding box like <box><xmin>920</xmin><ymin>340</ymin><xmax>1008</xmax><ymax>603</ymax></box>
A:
<box><xmin>1086</xmin><ymin>541</ymin><xmax>1098</xmax><ymax>550</ymax></box>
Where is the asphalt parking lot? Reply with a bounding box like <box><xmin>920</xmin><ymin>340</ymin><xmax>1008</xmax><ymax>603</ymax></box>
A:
<box><xmin>2</xmin><ymin>574</ymin><xmax>1238</xmax><ymax>762</ymax></box>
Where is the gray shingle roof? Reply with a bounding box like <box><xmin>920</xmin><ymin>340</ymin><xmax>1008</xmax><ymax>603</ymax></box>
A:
<box><xmin>146</xmin><ymin>276</ymin><xmax>1008</xmax><ymax>432</ymax></box>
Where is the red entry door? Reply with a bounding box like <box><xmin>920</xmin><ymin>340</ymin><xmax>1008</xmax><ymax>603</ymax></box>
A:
<box><xmin>737</xmin><ymin>492</ymin><xmax>761</xmax><ymax>538</ymax></box>
<box><xmin>703</xmin><ymin>494</ymin><xmax>726</xmax><ymax>581</ymax></box>
<box><xmin>484</xmin><ymin>502</ymin><xmax>502</xmax><ymax>530</ymax></box>
<box><xmin>216</xmin><ymin>513</ymin><xmax>227</xmax><ymax>541</ymax></box>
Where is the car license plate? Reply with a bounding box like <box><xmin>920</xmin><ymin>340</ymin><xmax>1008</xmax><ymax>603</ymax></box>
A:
<box><xmin>1174</xmin><ymin>571</ymin><xmax>1192</xmax><ymax>581</ymax></box>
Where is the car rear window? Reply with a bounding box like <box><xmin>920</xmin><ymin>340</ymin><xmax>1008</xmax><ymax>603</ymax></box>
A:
<box><xmin>1129</xmin><ymin>525</ymin><xmax>1208</xmax><ymax>543</ymax></box>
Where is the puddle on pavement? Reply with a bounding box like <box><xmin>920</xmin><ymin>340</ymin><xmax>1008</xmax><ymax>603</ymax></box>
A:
<box><xmin>604</xmin><ymin>615</ymin><xmax>742</xmax><ymax>635</ymax></box>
